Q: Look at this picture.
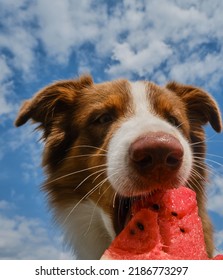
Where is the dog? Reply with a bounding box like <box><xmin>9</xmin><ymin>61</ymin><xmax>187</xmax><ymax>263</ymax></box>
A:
<box><xmin>15</xmin><ymin>75</ymin><xmax>222</xmax><ymax>259</ymax></box>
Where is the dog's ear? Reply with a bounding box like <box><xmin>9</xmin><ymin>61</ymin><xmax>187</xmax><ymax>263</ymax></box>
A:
<box><xmin>15</xmin><ymin>75</ymin><xmax>93</xmax><ymax>167</ymax></box>
<box><xmin>15</xmin><ymin>74</ymin><xmax>93</xmax><ymax>129</ymax></box>
<box><xmin>166</xmin><ymin>82</ymin><xmax>222</xmax><ymax>133</ymax></box>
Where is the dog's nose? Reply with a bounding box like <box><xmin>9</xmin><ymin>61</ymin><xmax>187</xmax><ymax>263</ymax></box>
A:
<box><xmin>129</xmin><ymin>132</ymin><xmax>184</xmax><ymax>176</ymax></box>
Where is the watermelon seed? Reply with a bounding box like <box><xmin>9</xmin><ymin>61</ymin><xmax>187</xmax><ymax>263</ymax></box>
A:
<box><xmin>171</xmin><ymin>211</ymin><xmax>178</xmax><ymax>216</ymax></box>
<box><xmin>130</xmin><ymin>229</ymin><xmax>135</xmax><ymax>235</ymax></box>
<box><xmin>136</xmin><ymin>222</ymin><xmax>144</xmax><ymax>231</ymax></box>
<box><xmin>152</xmin><ymin>204</ymin><xmax>160</xmax><ymax>211</ymax></box>
<box><xmin>180</xmin><ymin>228</ymin><xmax>185</xmax><ymax>233</ymax></box>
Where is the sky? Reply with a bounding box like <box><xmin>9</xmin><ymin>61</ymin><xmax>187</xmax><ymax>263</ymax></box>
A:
<box><xmin>0</xmin><ymin>0</ymin><xmax>223</xmax><ymax>259</ymax></box>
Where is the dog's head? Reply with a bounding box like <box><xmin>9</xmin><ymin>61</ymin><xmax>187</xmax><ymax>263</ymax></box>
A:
<box><xmin>15</xmin><ymin>75</ymin><xmax>222</xmax><ymax>258</ymax></box>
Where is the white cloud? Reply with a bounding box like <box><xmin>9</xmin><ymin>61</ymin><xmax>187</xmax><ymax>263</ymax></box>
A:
<box><xmin>0</xmin><ymin>201</ymin><xmax>12</xmax><ymax>210</ymax></box>
<box><xmin>0</xmin><ymin>0</ymin><xmax>37</xmax><ymax>75</ymax></box>
<box><xmin>98</xmin><ymin>0</ymin><xmax>223</xmax><ymax>85</ymax></box>
<box><xmin>0</xmin><ymin>56</ymin><xmax>14</xmax><ymax>115</ymax></box>
<box><xmin>1</xmin><ymin>0</ymin><xmax>223</xmax><ymax>87</ymax></box>
<box><xmin>0</xmin><ymin>201</ymin><xmax>72</xmax><ymax>259</ymax></box>
<box><xmin>0</xmin><ymin>56</ymin><xmax>11</xmax><ymax>81</ymax></box>
<box><xmin>214</xmin><ymin>230</ymin><xmax>223</xmax><ymax>254</ymax></box>
<box><xmin>0</xmin><ymin>82</ymin><xmax>13</xmax><ymax>115</ymax></box>
<box><xmin>107</xmin><ymin>41</ymin><xmax>172</xmax><ymax>78</ymax></box>
<box><xmin>34</xmin><ymin>0</ymin><xmax>107</xmax><ymax>63</ymax></box>
<box><xmin>168</xmin><ymin>52</ymin><xmax>223</xmax><ymax>86</ymax></box>
<box><xmin>0</xmin><ymin>124</ymin><xmax>43</xmax><ymax>184</ymax></box>
<box><xmin>0</xmin><ymin>0</ymin><xmax>27</xmax><ymax>10</ymax></box>
<box><xmin>208</xmin><ymin>171</ymin><xmax>223</xmax><ymax>216</ymax></box>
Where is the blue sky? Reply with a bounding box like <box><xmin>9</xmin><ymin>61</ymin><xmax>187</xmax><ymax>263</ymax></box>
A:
<box><xmin>0</xmin><ymin>0</ymin><xmax>223</xmax><ymax>259</ymax></box>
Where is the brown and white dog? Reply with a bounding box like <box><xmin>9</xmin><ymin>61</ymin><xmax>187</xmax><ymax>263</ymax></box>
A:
<box><xmin>15</xmin><ymin>75</ymin><xmax>222</xmax><ymax>259</ymax></box>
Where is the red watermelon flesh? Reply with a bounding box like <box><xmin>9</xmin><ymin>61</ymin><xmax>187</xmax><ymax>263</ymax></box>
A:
<box><xmin>101</xmin><ymin>186</ymin><xmax>223</xmax><ymax>260</ymax></box>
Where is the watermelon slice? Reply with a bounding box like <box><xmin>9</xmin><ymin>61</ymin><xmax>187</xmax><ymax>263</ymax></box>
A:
<box><xmin>101</xmin><ymin>186</ymin><xmax>223</xmax><ymax>260</ymax></box>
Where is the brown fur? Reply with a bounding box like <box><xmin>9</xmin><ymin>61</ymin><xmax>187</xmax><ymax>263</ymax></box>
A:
<box><xmin>15</xmin><ymin>75</ymin><xmax>222</xmax><ymax>258</ymax></box>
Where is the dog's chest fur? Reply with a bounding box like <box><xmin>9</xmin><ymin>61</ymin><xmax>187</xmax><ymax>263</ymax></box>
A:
<box><xmin>58</xmin><ymin>201</ymin><xmax>115</xmax><ymax>259</ymax></box>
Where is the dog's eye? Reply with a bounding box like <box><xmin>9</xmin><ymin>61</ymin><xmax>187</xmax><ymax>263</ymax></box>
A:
<box><xmin>168</xmin><ymin>116</ymin><xmax>180</xmax><ymax>127</ymax></box>
<box><xmin>94</xmin><ymin>113</ymin><xmax>114</xmax><ymax>125</ymax></box>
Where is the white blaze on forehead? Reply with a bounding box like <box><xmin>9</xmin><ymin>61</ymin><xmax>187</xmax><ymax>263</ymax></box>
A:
<box><xmin>128</xmin><ymin>81</ymin><xmax>176</xmax><ymax>135</ymax></box>
<box><xmin>130</xmin><ymin>81</ymin><xmax>153</xmax><ymax>116</ymax></box>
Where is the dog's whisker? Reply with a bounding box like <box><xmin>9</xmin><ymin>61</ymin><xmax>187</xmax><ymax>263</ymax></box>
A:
<box><xmin>186</xmin><ymin>174</ymin><xmax>201</xmax><ymax>193</ymax></box>
<box><xmin>67</xmin><ymin>171</ymin><xmax>118</xmax><ymax>228</ymax></box>
<box><xmin>112</xmin><ymin>191</ymin><xmax>118</xmax><ymax>208</ymax></box>
<box><xmin>194</xmin><ymin>157</ymin><xmax>223</xmax><ymax>170</ymax></box>
<box><xmin>192</xmin><ymin>159</ymin><xmax>212</xmax><ymax>169</ymax></box>
<box><xmin>191</xmin><ymin>139</ymin><xmax>223</xmax><ymax>147</ymax></box>
<box><xmin>84</xmin><ymin>184</ymin><xmax>112</xmax><ymax>237</ymax></box>
<box><xmin>204</xmin><ymin>158</ymin><xmax>223</xmax><ymax>168</ymax></box>
<box><xmin>65</xmin><ymin>154</ymin><xmax>107</xmax><ymax>160</ymax></box>
<box><xmin>97</xmin><ymin>172</ymin><xmax>119</xmax><ymax>198</ymax></box>
<box><xmin>189</xmin><ymin>132</ymin><xmax>219</xmax><ymax>147</ymax></box>
<box><xmin>176</xmin><ymin>120</ymin><xmax>188</xmax><ymax>129</ymax></box>
<box><xmin>177</xmin><ymin>174</ymin><xmax>188</xmax><ymax>188</ymax></box>
<box><xmin>58</xmin><ymin>152</ymin><xmax>107</xmax><ymax>165</ymax></box>
<box><xmin>63</xmin><ymin>183</ymin><xmax>101</xmax><ymax>224</ymax></box>
<box><xmin>73</xmin><ymin>169</ymin><xmax>107</xmax><ymax>192</ymax></box>
<box><xmin>96</xmin><ymin>171</ymin><xmax>118</xmax><ymax>194</ymax></box>
<box><xmin>45</xmin><ymin>164</ymin><xmax>108</xmax><ymax>185</ymax></box>
<box><xmin>190</xmin><ymin>140</ymin><xmax>207</xmax><ymax>147</ymax></box>
<box><xmin>192</xmin><ymin>161</ymin><xmax>207</xmax><ymax>178</ymax></box>
<box><xmin>92</xmin><ymin>170</ymin><xmax>114</xmax><ymax>195</ymax></box>
<box><xmin>67</xmin><ymin>145</ymin><xmax>108</xmax><ymax>153</ymax></box>
<box><xmin>188</xmin><ymin>168</ymin><xmax>204</xmax><ymax>180</ymax></box>
<box><xmin>92</xmin><ymin>170</ymin><xmax>108</xmax><ymax>184</ymax></box>
<box><xmin>192</xmin><ymin>163</ymin><xmax>216</xmax><ymax>179</ymax></box>
<box><xmin>190</xmin><ymin>167</ymin><xmax>206</xmax><ymax>181</ymax></box>
<box><xmin>189</xmin><ymin>176</ymin><xmax>205</xmax><ymax>195</ymax></box>
<box><xmin>97</xmin><ymin>177</ymin><xmax>109</xmax><ymax>195</ymax></box>
<box><xmin>86</xmin><ymin>173</ymin><xmax>120</xmax><ymax>234</ymax></box>
<box><xmin>192</xmin><ymin>160</ymin><xmax>216</xmax><ymax>174</ymax></box>
<box><xmin>194</xmin><ymin>155</ymin><xmax>223</xmax><ymax>166</ymax></box>
<box><xmin>194</xmin><ymin>157</ymin><xmax>223</xmax><ymax>169</ymax></box>
<box><xmin>187</xmin><ymin>163</ymin><xmax>206</xmax><ymax>189</ymax></box>
<box><xmin>194</xmin><ymin>152</ymin><xmax>223</xmax><ymax>160</ymax></box>
<box><xmin>111</xmin><ymin>176</ymin><xmax>124</xmax><ymax>208</ymax></box>
<box><xmin>186</xmin><ymin>179</ymin><xmax>196</xmax><ymax>192</ymax></box>
<box><xmin>206</xmin><ymin>140</ymin><xmax>223</xmax><ymax>143</ymax></box>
